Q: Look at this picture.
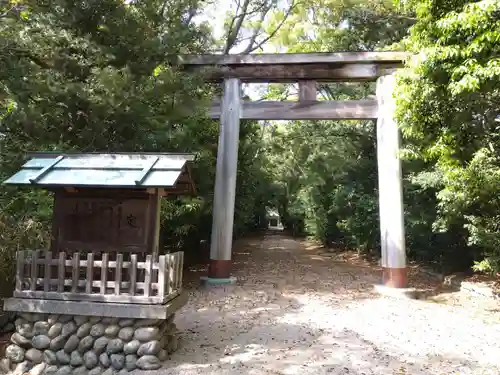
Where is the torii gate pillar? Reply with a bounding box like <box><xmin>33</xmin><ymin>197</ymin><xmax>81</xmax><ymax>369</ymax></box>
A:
<box><xmin>376</xmin><ymin>74</ymin><xmax>407</xmax><ymax>288</ymax></box>
<box><xmin>204</xmin><ymin>78</ymin><xmax>241</xmax><ymax>284</ymax></box>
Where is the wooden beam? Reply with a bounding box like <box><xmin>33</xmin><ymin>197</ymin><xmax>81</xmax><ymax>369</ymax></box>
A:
<box><xmin>175</xmin><ymin>52</ymin><xmax>410</xmax><ymax>66</ymax></box>
<box><xmin>210</xmin><ymin>100</ymin><xmax>378</xmax><ymax>120</ymax></box>
<box><xmin>3</xmin><ymin>292</ymin><xmax>189</xmax><ymax>319</ymax></box>
<box><xmin>172</xmin><ymin>52</ymin><xmax>410</xmax><ymax>82</ymax></box>
<box><xmin>298</xmin><ymin>81</ymin><xmax>317</xmax><ymax>101</ymax></box>
<box><xmin>183</xmin><ymin>63</ymin><xmax>398</xmax><ymax>83</ymax></box>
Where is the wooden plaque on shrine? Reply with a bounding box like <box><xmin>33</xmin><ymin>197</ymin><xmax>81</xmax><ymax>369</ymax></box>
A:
<box><xmin>52</xmin><ymin>189</ymin><xmax>158</xmax><ymax>255</ymax></box>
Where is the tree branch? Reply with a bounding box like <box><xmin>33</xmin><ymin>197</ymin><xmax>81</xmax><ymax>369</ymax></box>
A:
<box><xmin>241</xmin><ymin>2</ymin><xmax>272</xmax><ymax>54</ymax></box>
<box><xmin>0</xmin><ymin>5</ymin><xmax>16</xmax><ymax>18</ymax></box>
<box><xmin>223</xmin><ymin>0</ymin><xmax>274</xmax><ymax>54</ymax></box>
<box><xmin>243</xmin><ymin>0</ymin><xmax>298</xmax><ymax>54</ymax></box>
<box><xmin>223</xmin><ymin>0</ymin><xmax>250</xmax><ymax>54</ymax></box>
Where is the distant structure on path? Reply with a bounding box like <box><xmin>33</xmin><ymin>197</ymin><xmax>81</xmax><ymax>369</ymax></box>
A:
<box><xmin>266</xmin><ymin>208</ymin><xmax>283</xmax><ymax>230</ymax></box>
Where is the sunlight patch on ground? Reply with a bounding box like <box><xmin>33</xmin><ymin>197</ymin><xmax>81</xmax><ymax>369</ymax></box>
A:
<box><xmin>143</xmin><ymin>235</ymin><xmax>500</xmax><ymax>375</ymax></box>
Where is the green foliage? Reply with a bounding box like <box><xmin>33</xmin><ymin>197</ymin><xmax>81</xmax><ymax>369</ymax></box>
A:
<box><xmin>263</xmin><ymin>0</ymin><xmax>500</xmax><ymax>275</ymax></box>
<box><xmin>396</xmin><ymin>0</ymin><xmax>500</xmax><ymax>273</ymax></box>
<box><xmin>262</xmin><ymin>0</ymin><xmax>412</xmax><ymax>256</ymax></box>
<box><xmin>2</xmin><ymin>0</ymin><xmax>499</xmax><ymax>288</ymax></box>
<box><xmin>0</xmin><ymin>0</ymin><xmax>273</xmax><ymax>290</ymax></box>
<box><xmin>265</xmin><ymin>119</ymin><xmax>380</xmax><ymax>251</ymax></box>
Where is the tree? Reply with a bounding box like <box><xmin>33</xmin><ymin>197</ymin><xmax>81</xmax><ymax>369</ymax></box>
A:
<box><xmin>259</xmin><ymin>0</ymin><xmax>415</xmax><ymax>255</ymax></box>
<box><xmin>395</xmin><ymin>0</ymin><xmax>500</xmax><ymax>273</ymax></box>
<box><xmin>0</xmin><ymin>0</ymin><xmax>273</xmax><ymax>290</ymax></box>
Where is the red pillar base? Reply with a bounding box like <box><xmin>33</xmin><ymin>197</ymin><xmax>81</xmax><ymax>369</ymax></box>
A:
<box><xmin>208</xmin><ymin>259</ymin><xmax>232</xmax><ymax>279</ymax></box>
<box><xmin>382</xmin><ymin>267</ymin><xmax>407</xmax><ymax>288</ymax></box>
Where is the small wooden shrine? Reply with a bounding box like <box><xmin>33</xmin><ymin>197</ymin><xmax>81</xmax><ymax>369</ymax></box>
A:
<box><xmin>3</xmin><ymin>152</ymin><xmax>195</xmax><ymax>319</ymax></box>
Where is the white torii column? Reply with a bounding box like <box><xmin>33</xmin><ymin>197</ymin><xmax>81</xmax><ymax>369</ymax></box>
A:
<box><xmin>376</xmin><ymin>74</ymin><xmax>407</xmax><ymax>288</ymax></box>
<box><xmin>204</xmin><ymin>78</ymin><xmax>241</xmax><ymax>284</ymax></box>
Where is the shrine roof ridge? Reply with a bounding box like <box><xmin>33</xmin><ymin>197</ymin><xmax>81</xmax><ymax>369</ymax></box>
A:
<box><xmin>3</xmin><ymin>152</ymin><xmax>196</xmax><ymax>189</ymax></box>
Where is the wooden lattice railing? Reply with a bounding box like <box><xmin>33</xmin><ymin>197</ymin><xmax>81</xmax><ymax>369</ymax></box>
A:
<box><xmin>14</xmin><ymin>251</ymin><xmax>184</xmax><ymax>304</ymax></box>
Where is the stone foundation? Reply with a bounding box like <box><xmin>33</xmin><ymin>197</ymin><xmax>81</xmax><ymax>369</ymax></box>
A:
<box><xmin>0</xmin><ymin>312</ymin><xmax>16</xmax><ymax>335</ymax></box>
<box><xmin>2</xmin><ymin>313</ymin><xmax>178</xmax><ymax>375</ymax></box>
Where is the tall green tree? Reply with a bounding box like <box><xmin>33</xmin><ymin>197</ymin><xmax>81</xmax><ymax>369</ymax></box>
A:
<box><xmin>395</xmin><ymin>0</ymin><xmax>500</xmax><ymax>273</ymax></box>
<box><xmin>0</xmin><ymin>0</ymin><xmax>274</xmax><ymax>289</ymax></box>
<box><xmin>261</xmin><ymin>0</ymin><xmax>415</xmax><ymax>255</ymax></box>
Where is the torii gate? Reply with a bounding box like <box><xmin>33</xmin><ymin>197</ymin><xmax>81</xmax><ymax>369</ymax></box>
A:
<box><xmin>177</xmin><ymin>52</ymin><xmax>409</xmax><ymax>288</ymax></box>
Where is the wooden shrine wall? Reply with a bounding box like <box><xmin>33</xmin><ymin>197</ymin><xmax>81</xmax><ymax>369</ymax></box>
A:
<box><xmin>50</xmin><ymin>189</ymin><xmax>160</xmax><ymax>257</ymax></box>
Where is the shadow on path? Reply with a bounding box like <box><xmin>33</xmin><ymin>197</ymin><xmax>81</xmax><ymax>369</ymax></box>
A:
<box><xmin>145</xmin><ymin>234</ymin><xmax>500</xmax><ymax>375</ymax></box>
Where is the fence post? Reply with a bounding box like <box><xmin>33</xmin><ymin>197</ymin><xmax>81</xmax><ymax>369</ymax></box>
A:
<box><xmin>86</xmin><ymin>253</ymin><xmax>94</xmax><ymax>294</ymax></box>
<box><xmin>129</xmin><ymin>254</ymin><xmax>137</xmax><ymax>296</ymax></box>
<box><xmin>71</xmin><ymin>253</ymin><xmax>80</xmax><ymax>293</ymax></box>
<box><xmin>179</xmin><ymin>252</ymin><xmax>184</xmax><ymax>289</ymax></box>
<box><xmin>44</xmin><ymin>251</ymin><xmax>51</xmax><ymax>292</ymax></box>
<box><xmin>144</xmin><ymin>255</ymin><xmax>152</xmax><ymax>297</ymax></box>
<box><xmin>158</xmin><ymin>255</ymin><xmax>166</xmax><ymax>298</ymax></box>
<box><xmin>115</xmin><ymin>253</ymin><xmax>123</xmax><ymax>295</ymax></box>
<box><xmin>30</xmin><ymin>250</ymin><xmax>39</xmax><ymax>291</ymax></box>
<box><xmin>15</xmin><ymin>251</ymin><xmax>25</xmax><ymax>292</ymax></box>
<box><xmin>101</xmin><ymin>253</ymin><xmax>109</xmax><ymax>294</ymax></box>
<box><xmin>57</xmin><ymin>252</ymin><xmax>65</xmax><ymax>293</ymax></box>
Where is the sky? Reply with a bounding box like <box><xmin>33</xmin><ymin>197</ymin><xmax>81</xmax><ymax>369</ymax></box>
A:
<box><xmin>192</xmin><ymin>0</ymin><xmax>295</xmax><ymax>102</ymax></box>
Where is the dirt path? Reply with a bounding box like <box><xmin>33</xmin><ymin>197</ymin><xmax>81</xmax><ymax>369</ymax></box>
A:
<box><xmin>152</xmin><ymin>234</ymin><xmax>500</xmax><ymax>375</ymax></box>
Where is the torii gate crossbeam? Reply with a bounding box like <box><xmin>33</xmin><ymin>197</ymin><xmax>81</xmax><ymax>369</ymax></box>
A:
<box><xmin>175</xmin><ymin>52</ymin><xmax>410</xmax><ymax>288</ymax></box>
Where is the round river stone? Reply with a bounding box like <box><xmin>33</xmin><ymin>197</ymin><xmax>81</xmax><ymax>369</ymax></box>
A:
<box><xmin>5</xmin><ymin>345</ymin><xmax>25</xmax><ymax>363</ymax></box>
<box><xmin>123</xmin><ymin>339</ymin><xmax>140</xmax><ymax>355</ymax></box>
<box><xmin>99</xmin><ymin>352</ymin><xmax>110</xmax><ymax>368</ymax></box>
<box><xmin>118</xmin><ymin>327</ymin><xmax>134</xmax><ymax>342</ymax></box>
<box><xmin>125</xmin><ymin>354</ymin><xmax>138</xmax><ymax>371</ymax></box>
<box><xmin>33</xmin><ymin>321</ymin><xmax>50</xmax><ymax>336</ymax></box>
<box><xmin>25</xmin><ymin>348</ymin><xmax>44</xmax><ymax>364</ymax></box>
<box><xmin>48</xmin><ymin>323</ymin><xmax>63</xmax><ymax>338</ymax></box>
<box><xmin>134</xmin><ymin>327</ymin><xmax>159</xmax><ymax>342</ymax></box>
<box><xmin>104</xmin><ymin>325</ymin><xmax>120</xmax><ymax>338</ymax></box>
<box><xmin>137</xmin><ymin>340</ymin><xmax>162</xmax><ymax>356</ymax></box>
<box><xmin>106</xmin><ymin>338</ymin><xmax>124</xmax><ymax>354</ymax></box>
<box><xmin>136</xmin><ymin>355</ymin><xmax>161</xmax><ymax>370</ymax></box>
<box><xmin>78</xmin><ymin>335</ymin><xmax>95</xmax><ymax>353</ymax></box>
<box><xmin>64</xmin><ymin>334</ymin><xmax>80</xmax><ymax>352</ymax></box>
<box><xmin>84</xmin><ymin>350</ymin><xmax>99</xmax><ymax>369</ymax></box>
<box><xmin>93</xmin><ymin>336</ymin><xmax>109</xmax><ymax>354</ymax></box>
<box><xmin>110</xmin><ymin>353</ymin><xmax>125</xmax><ymax>370</ymax></box>
<box><xmin>11</xmin><ymin>332</ymin><xmax>31</xmax><ymax>347</ymax></box>
<box><xmin>90</xmin><ymin>324</ymin><xmax>105</xmax><ymax>337</ymax></box>
<box><xmin>32</xmin><ymin>335</ymin><xmax>51</xmax><ymax>350</ymax></box>
<box><xmin>61</xmin><ymin>321</ymin><xmax>77</xmax><ymax>337</ymax></box>
<box><xmin>56</xmin><ymin>349</ymin><xmax>70</xmax><ymax>364</ymax></box>
<box><xmin>71</xmin><ymin>351</ymin><xmax>84</xmax><ymax>367</ymax></box>
<box><xmin>77</xmin><ymin>322</ymin><xmax>93</xmax><ymax>338</ymax></box>
<box><xmin>50</xmin><ymin>335</ymin><xmax>66</xmax><ymax>351</ymax></box>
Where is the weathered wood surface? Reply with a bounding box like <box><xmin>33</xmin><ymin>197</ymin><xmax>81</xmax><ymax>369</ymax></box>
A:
<box><xmin>298</xmin><ymin>81</ymin><xmax>317</xmax><ymax>101</ymax></box>
<box><xmin>210</xmin><ymin>100</ymin><xmax>378</xmax><ymax>120</ymax></box>
<box><xmin>3</xmin><ymin>291</ymin><xmax>189</xmax><ymax>319</ymax></box>
<box><xmin>176</xmin><ymin>52</ymin><xmax>410</xmax><ymax>65</ymax></box>
<box><xmin>14</xmin><ymin>250</ymin><xmax>184</xmax><ymax>305</ymax></box>
<box><xmin>174</xmin><ymin>52</ymin><xmax>409</xmax><ymax>82</ymax></box>
<box><xmin>376</xmin><ymin>74</ymin><xmax>406</xmax><ymax>286</ymax></box>
<box><xmin>183</xmin><ymin>63</ymin><xmax>399</xmax><ymax>82</ymax></box>
<box><xmin>210</xmin><ymin>78</ymin><xmax>241</xmax><ymax>268</ymax></box>
<box><xmin>52</xmin><ymin>190</ymin><xmax>154</xmax><ymax>254</ymax></box>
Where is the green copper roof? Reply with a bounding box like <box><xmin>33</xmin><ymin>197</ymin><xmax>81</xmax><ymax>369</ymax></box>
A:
<box><xmin>3</xmin><ymin>152</ymin><xmax>195</xmax><ymax>189</ymax></box>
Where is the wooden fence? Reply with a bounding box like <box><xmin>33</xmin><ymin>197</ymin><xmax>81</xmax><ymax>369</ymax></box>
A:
<box><xmin>14</xmin><ymin>250</ymin><xmax>184</xmax><ymax>304</ymax></box>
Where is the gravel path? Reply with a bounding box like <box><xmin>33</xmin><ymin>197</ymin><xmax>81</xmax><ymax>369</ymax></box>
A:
<box><xmin>150</xmin><ymin>234</ymin><xmax>500</xmax><ymax>375</ymax></box>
